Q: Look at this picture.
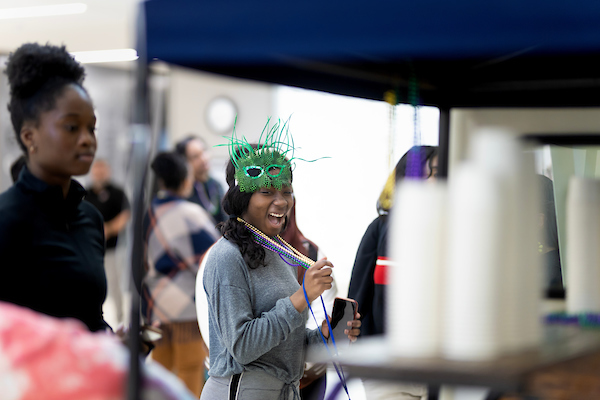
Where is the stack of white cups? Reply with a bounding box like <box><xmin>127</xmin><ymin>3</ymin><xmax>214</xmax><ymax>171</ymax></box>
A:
<box><xmin>444</xmin><ymin>160</ymin><xmax>506</xmax><ymax>359</ymax></box>
<box><xmin>444</xmin><ymin>130</ymin><xmax>541</xmax><ymax>359</ymax></box>
<box><xmin>387</xmin><ymin>128</ymin><xmax>542</xmax><ymax>361</ymax></box>
<box><xmin>388</xmin><ymin>179</ymin><xmax>447</xmax><ymax>357</ymax></box>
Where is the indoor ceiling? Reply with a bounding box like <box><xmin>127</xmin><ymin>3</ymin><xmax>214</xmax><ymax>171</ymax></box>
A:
<box><xmin>0</xmin><ymin>0</ymin><xmax>141</xmax><ymax>56</ymax></box>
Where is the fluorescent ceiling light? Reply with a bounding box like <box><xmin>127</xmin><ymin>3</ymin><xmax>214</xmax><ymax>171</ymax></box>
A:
<box><xmin>0</xmin><ymin>3</ymin><xmax>87</xmax><ymax>20</ymax></box>
<box><xmin>71</xmin><ymin>49</ymin><xmax>139</xmax><ymax>64</ymax></box>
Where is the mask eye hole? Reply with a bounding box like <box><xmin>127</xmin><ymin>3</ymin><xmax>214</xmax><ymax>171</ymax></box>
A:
<box><xmin>244</xmin><ymin>166</ymin><xmax>264</xmax><ymax>178</ymax></box>
<box><xmin>267</xmin><ymin>164</ymin><xmax>285</xmax><ymax>177</ymax></box>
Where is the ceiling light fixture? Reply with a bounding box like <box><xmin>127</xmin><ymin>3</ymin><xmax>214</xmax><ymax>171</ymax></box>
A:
<box><xmin>71</xmin><ymin>49</ymin><xmax>139</xmax><ymax>64</ymax></box>
<box><xmin>0</xmin><ymin>3</ymin><xmax>87</xmax><ymax>20</ymax></box>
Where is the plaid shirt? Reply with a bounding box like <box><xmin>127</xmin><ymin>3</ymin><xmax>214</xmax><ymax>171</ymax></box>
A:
<box><xmin>142</xmin><ymin>193</ymin><xmax>220</xmax><ymax>324</ymax></box>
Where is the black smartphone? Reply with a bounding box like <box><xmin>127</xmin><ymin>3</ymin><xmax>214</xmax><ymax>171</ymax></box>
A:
<box><xmin>329</xmin><ymin>297</ymin><xmax>358</xmax><ymax>347</ymax></box>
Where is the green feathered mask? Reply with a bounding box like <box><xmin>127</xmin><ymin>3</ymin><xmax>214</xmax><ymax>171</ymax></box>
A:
<box><xmin>220</xmin><ymin>117</ymin><xmax>296</xmax><ymax>193</ymax></box>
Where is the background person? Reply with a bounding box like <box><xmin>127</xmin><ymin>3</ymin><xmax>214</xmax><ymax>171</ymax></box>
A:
<box><xmin>86</xmin><ymin>158</ymin><xmax>131</xmax><ymax>325</ymax></box>
<box><xmin>142</xmin><ymin>151</ymin><xmax>220</xmax><ymax>397</ymax></box>
<box><xmin>0</xmin><ymin>42</ymin><xmax>108</xmax><ymax>332</ymax></box>
<box><xmin>347</xmin><ymin>145</ymin><xmax>438</xmax><ymax>400</ymax></box>
<box><xmin>200</xmin><ymin>121</ymin><xmax>360</xmax><ymax>400</ymax></box>
<box><xmin>175</xmin><ymin>135</ymin><xmax>227</xmax><ymax>225</ymax></box>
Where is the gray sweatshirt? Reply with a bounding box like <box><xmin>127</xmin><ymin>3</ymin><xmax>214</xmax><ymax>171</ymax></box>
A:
<box><xmin>203</xmin><ymin>237</ymin><xmax>323</xmax><ymax>384</ymax></box>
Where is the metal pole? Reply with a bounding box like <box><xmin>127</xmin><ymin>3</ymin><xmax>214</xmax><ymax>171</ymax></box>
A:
<box><xmin>127</xmin><ymin>3</ymin><xmax>153</xmax><ymax>400</ymax></box>
<box><xmin>437</xmin><ymin>106</ymin><xmax>450</xmax><ymax>178</ymax></box>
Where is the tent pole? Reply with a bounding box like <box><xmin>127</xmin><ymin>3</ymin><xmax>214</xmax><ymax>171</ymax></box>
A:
<box><xmin>127</xmin><ymin>3</ymin><xmax>152</xmax><ymax>400</ymax></box>
<box><xmin>437</xmin><ymin>107</ymin><xmax>450</xmax><ymax>178</ymax></box>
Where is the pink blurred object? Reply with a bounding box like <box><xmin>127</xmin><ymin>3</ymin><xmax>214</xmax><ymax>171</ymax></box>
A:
<box><xmin>0</xmin><ymin>301</ymin><xmax>195</xmax><ymax>400</ymax></box>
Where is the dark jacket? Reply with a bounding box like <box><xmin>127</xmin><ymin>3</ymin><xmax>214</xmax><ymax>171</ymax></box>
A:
<box><xmin>348</xmin><ymin>215</ymin><xmax>389</xmax><ymax>337</ymax></box>
<box><xmin>0</xmin><ymin>166</ymin><xmax>109</xmax><ymax>332</ymax></box>
<box><xmin>188</xmin><ymin>177</ymin><xmax>226</xmax><ymax>225</ymax></box>
<box><xmin>85</xmin><ymin>182</ymin><xmax>129</xmax><ymax>249</ymax></box>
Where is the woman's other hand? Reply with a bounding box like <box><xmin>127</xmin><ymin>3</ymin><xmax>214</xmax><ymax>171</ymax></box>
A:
<box><xmin>319</xmin><ymin>312</ymin><xmax>362</xmax><ymax>342</ymax></box>
<box><xmin>345</xmin><ymin>312</ymin><xmax>361</xmax><ymax>342</ymax></box>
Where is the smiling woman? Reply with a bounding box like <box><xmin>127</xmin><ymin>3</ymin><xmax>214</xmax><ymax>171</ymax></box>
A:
<box><xmin>0</xmin><ymin>43</ymin><xmax>109</xmax><ymax>332</ymax></box>
<box><xmin>200</xmin><ymin>118</ymin><xmax>361</xmax><ymax>400</ymax></box>
<box><xmin>242</xmin><ymin>185</ymin><xmax>294</xmax><ymax>237</ymax></box>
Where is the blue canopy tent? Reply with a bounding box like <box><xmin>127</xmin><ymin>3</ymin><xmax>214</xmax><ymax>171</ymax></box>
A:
<box><xmin>142</xmin><ymin>0</ymin><xmax>600</xmax><ymax>108</ymax></box>
<box><xmin>127</xmin><ymin>1</ymin><xmax>600</xmax><ymax>398</ymax></box>
<box><xmin>135</xmin><ymin>0</ymin><xmax>600</xmax><ymax>184</ymax></box>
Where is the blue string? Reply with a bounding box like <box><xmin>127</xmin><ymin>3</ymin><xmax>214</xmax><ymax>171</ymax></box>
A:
<box><xmin>277</xmin><ymin>252</ymin><xmax>303</xmax><ymax>267</ymax></box>
<box><xmin>251</xmin><ymin>234</ymin><xmax>352</xmax><ymax>399</ymax></box>
<box><xmin>302</xmin><ymin>280</ymin><xmax>352</xmax><ymax>400</ymax></box>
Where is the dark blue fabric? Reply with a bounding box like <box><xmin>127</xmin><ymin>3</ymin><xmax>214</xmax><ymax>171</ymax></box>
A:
<box><xmin>143</xmin><ymin>0</ymin><xmax>600</xmax><ymax>106</ymax></box>
<box><xmin>154</xmin><ymin>253</ymin><xmax>178</xmax><ymax>275</ymax></box>
<box><xmin>187</xmin><ymin>177</ymin><xmax>226</xmax><ymax>225</ymax></box>
<box><xmin>191</xmin><ymin>229</ymin><xmax>220</xmax><ymax>256</ymax></box>
<box><xmin>145</xmin><ymin>0</ymin><xmax>600</xmax><ymax>63</ymax></box>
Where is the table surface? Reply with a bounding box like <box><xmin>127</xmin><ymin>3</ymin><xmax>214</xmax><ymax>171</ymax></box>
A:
<box><xmin>309</xmin><ymin>326</ymin><xmax>600</xmax><ymax>393</ymax></box>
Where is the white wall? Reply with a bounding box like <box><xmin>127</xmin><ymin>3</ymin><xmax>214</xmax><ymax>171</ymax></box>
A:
<box><xmin>167</xmin><ymin>65</ymin><xmax>276</xmax><ymax>187</ymax></box>
<box><xmin>449</xmin><ymin>108</ymin><xmax>600</xmax><ymax>169</ymax></box>
<box><xmin>276</xmin><ymin>87</ymin><xmax>440</xmax><ymax>295</ymax></box>
<box><xmin>0</xmin><ymin>0</ymin><xmax>140</xmax><ymax>55</ymax></box>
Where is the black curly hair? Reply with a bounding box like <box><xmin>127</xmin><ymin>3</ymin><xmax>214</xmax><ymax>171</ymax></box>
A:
<box><xmin>151</xmin><ymin>151</ymin><xmax>189</xmax><ymax>191</ymax></box>
<box><xmin>218</xmin><ymin>145</ymin><xmax>293</xmax><ymax>269</ymax></box>
<box><xmin>5</xmin><ymin>43</ymin><xmax>86</xmax><ymax>153</ymax></box>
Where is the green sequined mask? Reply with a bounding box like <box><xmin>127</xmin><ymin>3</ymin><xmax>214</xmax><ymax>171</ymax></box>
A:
<box><xmin>221</xmin><ymin>118</ymin><xmax>296</xmax><ymax>193</ymax></box>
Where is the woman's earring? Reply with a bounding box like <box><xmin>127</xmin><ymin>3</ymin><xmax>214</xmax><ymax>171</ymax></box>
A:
<box><xmin>29</xmin><ymin>145</ymin><xmax>36</xmax><ymax>154</ymax></box>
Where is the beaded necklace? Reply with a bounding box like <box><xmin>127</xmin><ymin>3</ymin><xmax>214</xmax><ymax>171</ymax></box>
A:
<box><xmin>237</xmin><ymin>217</ymin><xmax>315</xmax><ymax>268</ymax></box>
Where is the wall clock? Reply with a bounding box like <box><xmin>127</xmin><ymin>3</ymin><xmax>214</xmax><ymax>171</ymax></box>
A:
<box><xmin>205</xmin><ymin>96</ymin><xmax>237</xmax><ymax>134</ymax></box>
